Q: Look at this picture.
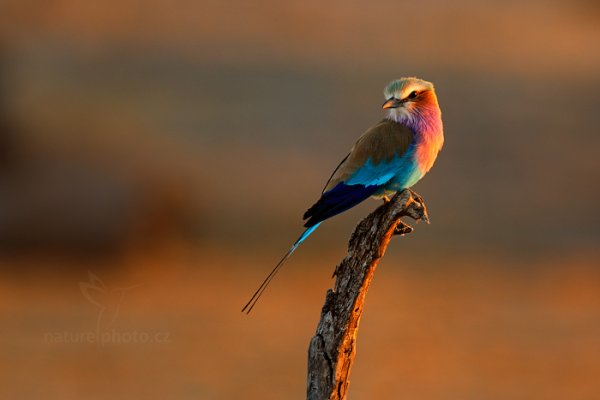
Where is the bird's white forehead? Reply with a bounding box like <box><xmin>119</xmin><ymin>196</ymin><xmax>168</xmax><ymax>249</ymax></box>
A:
<box><xmin>383</xmin><ymin>77</ymin><xmax>434</xmax><ymax>99</ymax></box>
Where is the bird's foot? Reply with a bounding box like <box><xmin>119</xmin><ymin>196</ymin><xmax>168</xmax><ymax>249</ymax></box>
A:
<box><xmin>394</xmin><ymin>220</ymin><xmax>414</xmax><ymax>236</ymax></box>
<box><xmin>382</xmin><ymin>196</ymin><xmax>391</xmax><ymax>204</ymax></box>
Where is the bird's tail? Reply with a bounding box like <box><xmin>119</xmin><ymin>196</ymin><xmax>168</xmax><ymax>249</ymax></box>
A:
<box><xmin>241</xmin><ymin>223</ymin><xmax>321</xmax><ymax>314</ymax></box>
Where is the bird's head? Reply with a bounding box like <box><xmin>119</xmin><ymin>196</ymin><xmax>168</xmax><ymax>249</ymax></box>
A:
<box><xmin>382</xmin><ymin>77</ymin><xmax>439</xmax><ymax>124</ymax></box>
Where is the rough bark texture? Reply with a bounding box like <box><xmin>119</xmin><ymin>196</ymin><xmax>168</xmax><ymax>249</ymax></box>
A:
<box><xmin>306</xmin><ymin>189</ymin><xmax>429</xmax><ymax>400</ymax></box>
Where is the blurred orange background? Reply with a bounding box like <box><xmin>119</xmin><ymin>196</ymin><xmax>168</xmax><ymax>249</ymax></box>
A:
<box><xmin>0</xmin><ymin>1</ymin><xmax>599</xmax><ymax>399</ymax></box>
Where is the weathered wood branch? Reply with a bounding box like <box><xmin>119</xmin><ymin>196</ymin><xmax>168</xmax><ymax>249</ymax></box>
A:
<box><xmin>306</xmin><ymin>189</ymin><xmax>429</xmax><ymax>400</ymax></box>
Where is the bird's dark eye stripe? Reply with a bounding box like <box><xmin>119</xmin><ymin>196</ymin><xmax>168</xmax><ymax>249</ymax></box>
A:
<box><xmin>408</xmin><ymin>91</ymin><xmax>419</xmax><ymax>99</ymax></box>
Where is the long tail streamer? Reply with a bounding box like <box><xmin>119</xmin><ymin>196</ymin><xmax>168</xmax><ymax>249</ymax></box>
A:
<box><xmin>241</xmin><ymin>223</ymin><xmax>321</xmax><ymax>314</ymax></box>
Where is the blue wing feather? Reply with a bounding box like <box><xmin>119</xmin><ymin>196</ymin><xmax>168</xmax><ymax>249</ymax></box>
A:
<box><xmin>303</xmin><ymin>153</ymin><xmax>421</xmax><ymax>227</ymax></box>
<box><xmin>346</xmin><ymin>157</ymin><xmax>400</xmax><ymax>186</ymax></box>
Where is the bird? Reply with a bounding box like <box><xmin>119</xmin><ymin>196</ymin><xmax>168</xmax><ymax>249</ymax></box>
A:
<box><xmin>242</xmin><ymin>77</ymin><xmax>444</xmax><ymax>313</ymax></box>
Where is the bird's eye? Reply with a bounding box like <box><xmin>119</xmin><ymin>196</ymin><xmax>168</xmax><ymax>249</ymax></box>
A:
<box><xmin>407</xmin><ymin>91</ymin><xmax>419</xmax><ymax>99</ymax></box>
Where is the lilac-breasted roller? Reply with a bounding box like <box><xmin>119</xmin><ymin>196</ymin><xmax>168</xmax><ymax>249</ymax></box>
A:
<box><xmin>242</xmin><ymin>77</ymin><xmax>444</xmax><ymax>313</ymax></box>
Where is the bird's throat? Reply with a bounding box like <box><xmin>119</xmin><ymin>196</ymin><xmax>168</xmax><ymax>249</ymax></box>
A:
<box><xmin>387</xmin><ymin>105</ymin><xmax>444</xmax><ymax>174</ymax></box>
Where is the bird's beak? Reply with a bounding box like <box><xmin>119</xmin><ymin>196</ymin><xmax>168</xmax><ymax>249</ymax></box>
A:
<box><xmin>382</xmin><ymin>97</ymin><xmax>403</xmax><ymax>109</ymax></box>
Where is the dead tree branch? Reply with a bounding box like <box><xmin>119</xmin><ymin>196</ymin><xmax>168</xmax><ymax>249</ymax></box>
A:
<box><xmin>306</xmin><ymin>189</ymin><xmax>429</xmax><ymax>400</ymax></box>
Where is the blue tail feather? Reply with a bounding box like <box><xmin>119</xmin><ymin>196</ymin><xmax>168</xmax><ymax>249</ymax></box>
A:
<box><xmin>294</xmin><ymin>223</ymin><xmax>321</xmax><ymax>249</ymax></box>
